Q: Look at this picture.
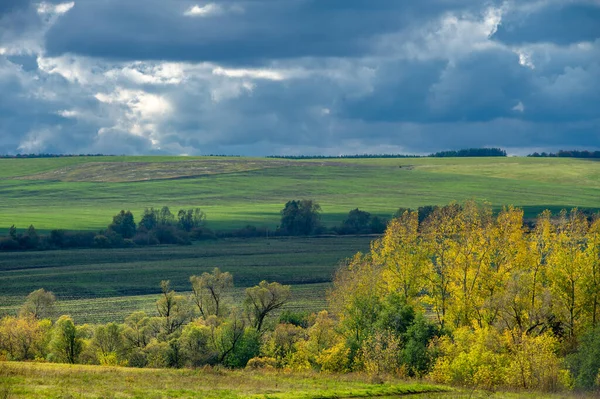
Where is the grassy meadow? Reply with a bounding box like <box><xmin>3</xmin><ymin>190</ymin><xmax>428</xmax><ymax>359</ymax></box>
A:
<box><xmin>0</xmin><ymin>156</ymin><xmax>599</xmax><ymax>232</ymax></box>
<box><xmin>1</xmin><ymin>362</ymin><xmax>597</xmax><ymax>399</ymax></box>
<box><xmin>0</xmin><ymin>361</ymin><xmax>450</xmax><ymax>399</ymax></box>
<box><xmin>0</xmin><ymin>236</ymin><xmax>372</xmax><ymax>323</ymax></box>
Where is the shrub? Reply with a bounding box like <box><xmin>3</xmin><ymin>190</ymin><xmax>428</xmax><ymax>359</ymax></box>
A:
<box><xmin>246</xmin><ymin>356</ymin><xmax>277</xmax><ymax>370</ymax></box>
<box><xmin>0</xmin><ymin>237</ymin><xmax>20</xmax><ymax>250</ymax></box>
<box><xmin>429</xmin><ymin>326</ymin><xmax>508</xmax><ymax>390</ymax></box>
<box><xmin>568</xmin><ymin>325</ymin><xmax>600</xmax><ymax>390</ymax></box>
<box><xmin>504</xmin><ymin>331</ymin><xmax>566</xmax><ymax>392</ymax></box>
<box><xmin>316</xmin><ymin>341</ymin><xmax>350</xmax><ymax>373</ymax></box>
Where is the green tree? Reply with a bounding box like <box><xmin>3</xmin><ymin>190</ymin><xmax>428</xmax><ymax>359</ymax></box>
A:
<box><xmin>279</xmin><ymin>200</ymin><xmax>322</xmax><ymax>236</ymax></box>
<box><xmin>108</xmin><ymin>210</ymin><xmax>137</xmax><ymax>239</ymax></box>
<box><xmin>340</xmin><ymin>208</ymin><xmax>372</xmax><ymax>234</ymax></box>
<box><xmin>190</xmin><ymin>268</ymin><xmax>233</xmax><ymax>318</ymax></box>
<box><xmin>158</xmin><ymin>206</ymin><xmax>175</xmax><ymax>226</ymax></box>
<box><xmin>8</xmin><ymin>225</ymin><xmax>17</xmax><ymax>240</ymax></box>
<box><xmin>19</xmin><ymin>288</ymin><xmax>56</xmax><ymax>320</ymax></box>
<box><xmin>92</xmin><ymin>322</ymin><xmax>125</xmax><ymax>360</ymax></box>
<box><xmin>49</xmin><ymin>315</ymin><xmax>83</xmax><ymax>364</ymax></box>
<box><xmin>139</xmin><ymin>208</ymin><xmax>159</xmax><ymax>231</ymax></box>
<box><xmin>156</xmin><ymin>281</ymin><xmax>192</xmax><ymax>336</ymax></box>
<box><xmin>245</xmin><ymin>281</ymin><xmax>291</xmax><ymax>332</ymax></box>
<box><xmin>177</xmin><ymin>208</ymin><xmax>206</xmax><ymax>232</ymax></box>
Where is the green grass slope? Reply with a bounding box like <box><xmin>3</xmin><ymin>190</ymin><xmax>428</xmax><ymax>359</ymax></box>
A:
<box><xmin>0</xmin><ymin>156</ymin><xmax>598</xmax><ymax>232</ymax></box>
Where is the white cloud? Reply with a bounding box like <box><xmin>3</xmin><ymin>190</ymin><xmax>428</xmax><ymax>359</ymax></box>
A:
<box><xmin>379</xmin><ymin>7</ymin><xmax>504</xmax><ymax>62</ymax></box>
<box><xmin>37</xmin><ymin>2</ymin><xmax>75</xmax><ymax>16</ymax></box>
<box><xmin>105</xmin><ymin>62</ymin><xmax>187</xmax><ymax>85</ymax></box>
<box><xmin>517</xmin><ymin>50</ymin><xmax>535</xmax><ymax>69</ymax></box>
<box><xmin>212</xmin><ymin>67</ymin><xmax>287</xmax><ymax>81</ymax></box>
<box><xmin>57</xmin><ymin>109</ymin><xmax>79</xmax><ymax>118</ymax></box>
<box><xmin>512</xmin><ymin>101</ymin><xmax>525</xmax><ymax>112</ymax></box>
<box><xmin>37</xmin><ymin>55</ymin><xmax>99</xmax><ymax>84</ymax></box>
<box><xmin>184</xmin><ymin>4</ymin><xmax>222</xmax><ymax>17</ymax></box>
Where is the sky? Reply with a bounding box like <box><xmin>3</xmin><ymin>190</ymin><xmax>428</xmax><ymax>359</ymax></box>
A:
<box><xmin>0</xmin><ymin>0</ymin><xmax>599</xmax><ymax>156</ymax></box>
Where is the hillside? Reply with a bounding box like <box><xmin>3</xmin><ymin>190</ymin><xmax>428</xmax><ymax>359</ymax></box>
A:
<box><xmin>0</xmin><ymin>156</ymin><xmax>599</xmax><ymax>232</ymax></box>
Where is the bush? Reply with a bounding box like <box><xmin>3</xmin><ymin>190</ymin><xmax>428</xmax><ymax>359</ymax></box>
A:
<box><xmin>316</xmin><ymin>342</ymin><xmax>350</xmax><ymax>373</ymax></box>
<box><xmin>430</xmin><ymin>326</ymin><xmax>508</xmax><ymax>390</ymax></box>
<box><xmin>568</xmin><ymin>325</ymin><xmax>600</xmax><ymax>390</ymax></box>
<box><xmin>0</xmin><ymin>237</ymin><xmax>20</xmax><ymax>250</ymax></box>
<box><xmin>279</xmin><ymin>311</ymin><xmax>310</xmax><ymax>329</ymax></box>
<box><xmin>401</xmin><ymin>315</ymin><xmax>439</xmax><ymax>377</ymax></box>
<box><xmin>152</xmin><ymin>225</ymin><xmax>190</xmax><ymax>245</ymax></box>
<box><xmin>93</xmin><ymin>235</ymin><xmax>110</xmax><ymax>248</ymax></box>
<box><xmin>246</xmin><ymin>356</ymin><xmax>277</xmax><ymax>370</ymax></box>
<box><xmin>132</xmin><ymin>232</ymin><xmax>160</xmax><ymax>246</ymax></box>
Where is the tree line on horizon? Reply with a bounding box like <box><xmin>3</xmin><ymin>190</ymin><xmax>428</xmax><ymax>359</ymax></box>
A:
<box><xmin>2</xmin><ymin>148</ymin><xmax>599</xmax><ymax>160</ymax></box>
<box><xmin>3</xmin><ymin>202</ymin><xmax>600</xmax><ymax>393</ymax></box>
<box><xmin>268</xmin><ymin>147</ymin><xmax>507</xmax><ymax>159</ymax></box>
<box><xmin>527</xmin><ymin>150</ymin><xmax>600</xmax><ymax>159</ymax></box>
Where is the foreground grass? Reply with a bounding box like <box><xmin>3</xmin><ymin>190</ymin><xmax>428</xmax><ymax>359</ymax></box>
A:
<box><xmin>0</xmin><ymin>362</ymin><xmax>448</xmax><ymax>399</ymax></box>
<box><xmin>0</xmin><ymin>237</ymin><xmax>371</xmax><ymax>323</ymax></box>
<box><xmin>0</xmin><ymin>156</ymin><xmax>599</xmax><ymax>232</ymax></box>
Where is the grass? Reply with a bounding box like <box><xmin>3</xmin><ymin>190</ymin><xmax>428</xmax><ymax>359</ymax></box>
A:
<box><xmin>0</xmin><ymin>361</ymin><xmax>449</xmax><ymax>399</ymax></box>
<box><xmin>1</xmin><ymin>362</ymin><xmax>597</xmax><ymax>399</ymax></box>
<box><xmin>0</xmin><ymin>156</ymin><xmax>599</xmax><ymax>232</ymax></box>
<box><xmin>0</xmin><ymin>236</ymin><xmax>372</xmax><ymax>323</ymax></box>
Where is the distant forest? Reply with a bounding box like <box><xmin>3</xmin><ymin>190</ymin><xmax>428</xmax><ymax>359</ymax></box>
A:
<box><xmin>528</xmin><ymin>150</ymin><xmax>600</xmax><ymax>159</ymax></box>
<box><xmin>268</xmin><ymin>148</ymin><xmax>507</xmax><ymax>159</ymax></box>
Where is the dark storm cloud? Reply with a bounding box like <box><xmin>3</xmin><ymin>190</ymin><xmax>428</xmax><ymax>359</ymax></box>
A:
<box><xmin>43</xmin><ymin>0</ymin><xmax>489</xmax><ymax>64</ymax></box>
<box><xmin>0</xmin><ymin>0</ymin><xmax>599</xmax><ymax>156</ymax></box>
<box><xmin>493</xmin><ymin>2</ymin><xmax>600</xmax><ymax>45</ymax></box>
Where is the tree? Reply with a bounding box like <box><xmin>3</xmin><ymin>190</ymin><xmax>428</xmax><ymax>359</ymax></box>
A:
<box><xmin>8</xmin><ymin>225</ymin><xmax>17</xmax><ymax>240</ymax></box>
<box><xmin>49</xmin><ymin>315</ymin><xmax>83</xmax><ymax>364</ymax></box>
<box><xmin>245</xmin><ymin>281</ymin><xmax>291</xmax><ymax>332</ymax></box>
<box><xmin>340</xmin><ymin>208</ymin><xmax>373</xmax><ymax>234</ymax></box>
<box><xmin>0</xmin><ymin>316</ymin><xmax>50</xmax><ymax>360</ymax></box>
<box><xmin>177</xmin><ymin>208</ymin><xmax>206</xmax><ymax>232</ymax></box>
<box><xmin>156</xmin><ymin>281</ymin><xmax>192</xmax><ymax>336</ymax></box>
<box><xmin>190</xmin><ymin>268</ymin><xmax>233</xmax><ymax>318</ymax></box>
<box><xmin>279</xmin><ymin>200</ymin><xmax>322</xmax><ymax>236</ymax></box>
<box><xmin>158</xmin><ymin>206</ymin><xmax>175</xmax><ymax>226</ymax></box>
<box><xmin>19</xmin><ymin>288</ymin><xmax>56</xmax><ymax>319</ymax></box>
<box><xmin>92</xmin><ymin>322</ymin><xmax>125</xmax><ymax>359</ymax></box>
<box><xmin>139</xmin><ymin>208</ymin><xmax>159</xmax><ymax>231</ymax></box>
<box><xmin>584</xmin><ymin>218</ymin><xmax>600</xmax><ymax>327</ymax></box>
<box><xmin>108</xmin><ymin>210</ymin><xmax>137</xmax><ymax>239</ymax></box>
<box><xmin>547</xmin><ymin>209</ymin><xmax>589</xmax><ymax>339</ymax></box>
<box><xmin>371</xmin><ymin>210</ymin><xmax>426</xmax><ymax>305</ymax></box>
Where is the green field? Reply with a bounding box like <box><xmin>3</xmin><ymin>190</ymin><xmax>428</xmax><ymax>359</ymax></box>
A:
<box><xmin>0</xmin><ymin>236</ymin><xmax>372</xmax><ymax>323</ymax></box>
<box><xmin>1</xmin><ymin>156</ymin><xmax>599</xmax><ymax>232</ymax></box>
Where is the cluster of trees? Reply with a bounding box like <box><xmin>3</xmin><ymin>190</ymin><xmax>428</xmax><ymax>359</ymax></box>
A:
<box><xmin>267</xmin><ymin>154</ymin><xmax>421</xmax><ymax>159</ymax></box>
<box><xmin>528</xmin><ymin>150</ymin><xmax>600</xmax><ymax>159</ymax></box>
<box><xmin>278</xmin><ymin>200</ymin><xmax>387</xmax><ymax>236</ymax></box>
<box><xmin>0</xmin><ymin>207</ymin><xmax>210</xmax><ymax>251</ymax></box>
<box><xmin>0</xmin><ymin>273</ymin><xmax>292</xmax><ymax>369</ymax></box>
<box><xmin>430</xmin><ymin>148</ymin><xmax>507</xmax><ymax>157</ymax></box>
<box><xmin>0</xmin><ymin>201</ymin><xmax>392</xmax><ymax>252</ymax></box>
<box><xmin>331</xmin><ymin>202</ymin><xmax>600</xmax><ymax>391</ymax></box>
